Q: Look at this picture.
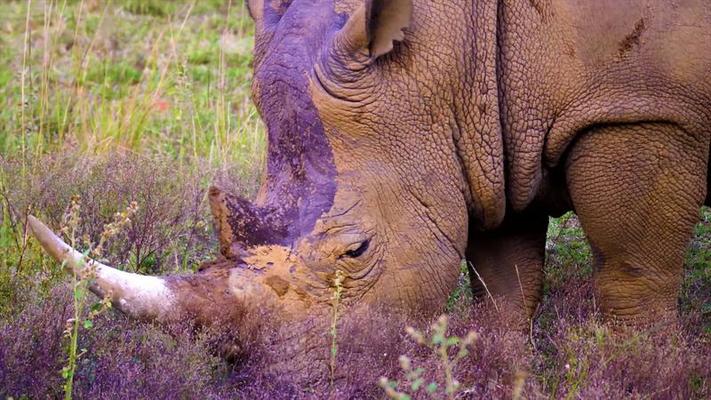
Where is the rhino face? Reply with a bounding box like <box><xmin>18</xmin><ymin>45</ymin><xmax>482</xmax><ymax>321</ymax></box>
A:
<box><xmin>27</xmin><ymin>0</ymin><xmax>471</xmax><ymax>374</ymax></box>
<box><xmin>224</xmin><ymin>0</ymin><xmax>469</xmax><ymax>318</ymax></box>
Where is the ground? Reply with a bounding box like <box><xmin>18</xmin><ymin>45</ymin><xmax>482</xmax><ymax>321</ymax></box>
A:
<box><xmin>0</xmin><ymin>1</ymin><xmax>709</xmax><ymax>398</ymax></box>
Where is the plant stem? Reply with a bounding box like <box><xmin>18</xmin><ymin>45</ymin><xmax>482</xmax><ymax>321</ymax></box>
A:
<box><xmin>329</xmin><ymin>270</ymin><xmax>345</xmax><ymax>388</ymax></box>
<box><xmin>63</xmin><ymin>274</ymin><xmax>83</xmax><ymax>400</ymax></box>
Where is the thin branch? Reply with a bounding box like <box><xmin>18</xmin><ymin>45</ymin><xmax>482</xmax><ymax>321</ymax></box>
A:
<box><xmin>514</xmin><ymin>264</ymin><xmax>536</xmax><ymax>351</ymax></box>
<box><xmin>468</xmin><ymin>261</ymin><xmax>499</xmax><ymax>313</ymax></box>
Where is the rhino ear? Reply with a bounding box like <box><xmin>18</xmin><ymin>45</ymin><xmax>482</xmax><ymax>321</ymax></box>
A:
<box><xmin>366</xmin><ymin>0</ymin><xmax>413</xmax><ymax>58</ymax></box>
<box><xmin>247</xmin><ymin>0</ymin><xmax>292</xmax><ymax>29</ymax></box>
<box><xmin>338</xmin><ymin>0</ymin><xmax>413</xmax><ymax>59</ymax></box>
<box><xmin>245</xmin><ymin>0</ymin><xmax>263</xmax><ymax>22</ymax></box>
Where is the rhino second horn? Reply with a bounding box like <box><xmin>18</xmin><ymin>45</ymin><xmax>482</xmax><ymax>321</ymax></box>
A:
<box><xmin>27</xmin><ymin>215</ymin><xmax>176</xmax><ymax>321</ymax></box>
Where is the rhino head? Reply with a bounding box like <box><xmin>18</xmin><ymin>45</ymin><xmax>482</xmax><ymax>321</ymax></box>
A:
<box><xmin>29</xmin><ymin>0</ymin><xmax>505</xmax><ymax>380</ymax></box>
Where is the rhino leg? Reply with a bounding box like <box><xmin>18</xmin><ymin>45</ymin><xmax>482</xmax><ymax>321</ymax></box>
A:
<box><xmin>466</xmin><ymin>212</ymin><xmax>548</xmax><ymax>323</ymax></box>
<box><xmin>566</xmin><ymin>122</ymin><xmax>708</xmax><ymax>325</ymax></box>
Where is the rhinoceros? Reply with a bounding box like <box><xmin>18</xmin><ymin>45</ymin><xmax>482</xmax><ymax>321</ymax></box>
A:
<box><xmin>28</xmin><ymin>0</ymin><xmax>710</xmax><ymax>372</ymax></box>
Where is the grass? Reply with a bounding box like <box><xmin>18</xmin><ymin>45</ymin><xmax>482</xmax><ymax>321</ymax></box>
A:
<box><xmin>0</xmin><ymin>0</ymin><xmax>263</xmax><ymax>169</ymax></box>
<box><xmin>0</xmin><ymin>1</ymin><xmax>709</xmax><ymax>399</ymax></box>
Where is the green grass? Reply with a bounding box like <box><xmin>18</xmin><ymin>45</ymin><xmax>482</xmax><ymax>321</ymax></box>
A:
<box><xmin>0</xmin><ymin>0</ymin><xmax>263</xmax><ymax>169</ymax></box>
<box><xmin>544</xmin><ymin>212</ymin><xmax>593</xmax><ymax>292</ymax></box>
<box><xmin>683</xmin><ymin>207</ymin><xmax>711</xmax><ymax>334</ymax></box>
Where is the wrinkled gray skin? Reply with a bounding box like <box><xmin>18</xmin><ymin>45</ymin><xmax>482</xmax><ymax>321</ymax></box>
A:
<box><xmin>29</xmin><ymin>0</ymin><xmax>711</xmax><ymax>384</ymax></box>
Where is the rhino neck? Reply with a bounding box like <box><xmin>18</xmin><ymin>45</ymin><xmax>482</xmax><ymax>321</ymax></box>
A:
<box><xmin>449</xmin><ymin>0</ymin><xmax>507</xmax><ymax>230</ymax></box>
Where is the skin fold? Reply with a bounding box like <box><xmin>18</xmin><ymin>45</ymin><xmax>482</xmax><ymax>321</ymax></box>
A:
<box><xmin>28</xmin><ymin>0</ymin><xmax>711</xmax><ymax>381</ymax></box>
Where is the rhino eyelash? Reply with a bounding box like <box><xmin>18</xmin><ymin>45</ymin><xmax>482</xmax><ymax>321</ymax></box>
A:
<box><xmin>342</xmin><ymin>239</ymin><xmax>370</xmax><ymax>258</ymax></box>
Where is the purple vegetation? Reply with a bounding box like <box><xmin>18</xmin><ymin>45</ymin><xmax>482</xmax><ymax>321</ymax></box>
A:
<box><xmin>1</xmin><ymin>278</ymin><xmax>708</xmax><ymax>399</ymax></box>
<box><xmin>1</xmin><ymin>152</ymin><xmax>709</xmax><ymax>399</ymax></box>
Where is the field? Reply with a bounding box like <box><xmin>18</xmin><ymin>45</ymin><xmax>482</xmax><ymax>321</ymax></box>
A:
<box><xmin>0</xmin><ymin>1</ymin><xmax>709</xmax><ymax>398</ymax></box>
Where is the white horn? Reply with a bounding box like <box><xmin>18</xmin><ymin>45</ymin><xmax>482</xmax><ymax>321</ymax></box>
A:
<box><xmin>27</xmin><ymin>215</ymin><xmax>176</xmax><ymax>320</ymax></box>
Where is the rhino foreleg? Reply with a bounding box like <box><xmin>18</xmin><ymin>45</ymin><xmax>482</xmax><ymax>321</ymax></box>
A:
<box><xmin>566</xmin><ymin>122</ymin><xmax>708</xmax><ymax>325</ymax></box>
<box><xmin>466</xmin><ymin>212</ymin><xmax>549</xmax><ymax>324</ymax></box>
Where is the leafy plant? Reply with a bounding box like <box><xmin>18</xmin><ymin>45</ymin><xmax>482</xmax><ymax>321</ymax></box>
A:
<box><xmin>58</xmin><ymin>196</ymin><xmax>136</xmax><ymax>399</ymax></box>
<box><xmin>379</xmin><ymin>315</ymin><xmax>478</xmax><ymax>400</ymax></box>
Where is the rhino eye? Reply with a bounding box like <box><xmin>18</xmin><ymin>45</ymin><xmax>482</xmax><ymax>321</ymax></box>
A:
<box><xmin>343</xmin><ymin>239</ymin><xmax>370</xmax><ymax>258</ymax></box>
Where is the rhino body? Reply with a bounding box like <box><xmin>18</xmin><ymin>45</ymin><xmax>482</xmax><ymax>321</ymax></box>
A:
<box><xmin>29</xmin><ymin>0</ymin><xmax>711</xmax><ymax>381</ymax></box>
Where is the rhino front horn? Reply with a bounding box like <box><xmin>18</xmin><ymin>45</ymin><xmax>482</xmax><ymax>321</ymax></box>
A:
<box><xmin>27</xmin><ymin>215</ymin><xmax>176</xmax><ymax>321</ymax></box>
